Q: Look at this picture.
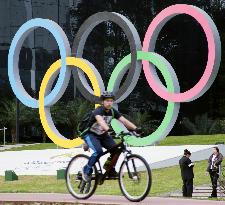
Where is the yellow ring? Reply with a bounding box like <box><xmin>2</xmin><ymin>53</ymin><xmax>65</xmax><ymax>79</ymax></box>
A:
<box><xmin>39</xmin><ymin>57</ymin><xmax>101</xmax><ymax>148</ymax></box>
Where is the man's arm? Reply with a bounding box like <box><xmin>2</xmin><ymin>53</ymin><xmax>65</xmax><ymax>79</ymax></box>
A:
<box><xmin>118</xmin><ymin>116</ymin><xmax>137</xmax><ymax>130</ymax></box>
<box><xmin>95</xmin><ymin>115</ymin><xmax>110</xmax><ymax>131</ymax></box>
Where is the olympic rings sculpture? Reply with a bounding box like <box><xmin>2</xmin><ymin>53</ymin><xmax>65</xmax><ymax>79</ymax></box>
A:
<box><xmin>7</xmin><ymin>4</ymin><xmax>221</xmax><ymax>148</ymax></box>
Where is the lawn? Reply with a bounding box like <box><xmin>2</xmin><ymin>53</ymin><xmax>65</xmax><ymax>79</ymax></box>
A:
<box><xmin>159</xmin><ymin>134</ymin><xmax>225</xmax><ymax>146</ymax></box>
<box><xmin>0</xmin><ymin>160</ymin><xmax>211</xmax><ymax>196</ymax></box>
<box><xmin>0</xmin><ymin>143</ymin><xmax>58</xmax><ymax>152</ymax></box>
<box><xmin>1</xmin><ymin>134</ymin><xmax>225</xmax><ymax>152</ymax></box>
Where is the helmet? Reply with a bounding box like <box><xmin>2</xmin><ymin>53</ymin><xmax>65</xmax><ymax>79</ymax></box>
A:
<box><xmin>100</xmin><ymin>91</ymin><xmax>115</xmax><ymax>101</ymax></box>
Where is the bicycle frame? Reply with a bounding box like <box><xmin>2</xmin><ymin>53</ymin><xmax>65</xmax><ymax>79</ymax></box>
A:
<box><xmin>95</xmin><ymin>134</ymin><xmax>135</xmax><ymax>184</ymax></box>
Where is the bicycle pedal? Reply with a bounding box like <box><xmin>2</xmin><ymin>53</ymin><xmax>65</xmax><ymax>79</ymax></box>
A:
<box><xmin>76</xmin><ymin>171</ymin><xmax>82</xmax><ymax>180</ymax></box>
<box><xmin>97</xmin><ymin>174</ymin><xmax>104</xmax><ymax>185</ymax></box>
<box><xmin>84</xmin><ymin>182</ymin><xmax>91</xmax><ymax>193</ymax></box>
<box><xmin>98</xmin><ymin>180</ymin><xmax>104</xmax><ymax>185</ymax></box>
<box><xmin>79</xmin><ymin>180</ymin><xmax>86</xmax><ymax>193</ymax></box>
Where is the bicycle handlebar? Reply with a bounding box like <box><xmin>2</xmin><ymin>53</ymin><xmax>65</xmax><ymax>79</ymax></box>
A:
<box><xmin>115</xmin><ymin>130</ymin><xmax>142</xmax><ymax>139</ymax></box>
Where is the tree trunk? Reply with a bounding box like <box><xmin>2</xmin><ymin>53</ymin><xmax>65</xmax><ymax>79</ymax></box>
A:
<box><xmin>11</xmin><ymin>128</ymin><xmax>16</xmax><ymax>144</ymax></box>
<box><xmin>42</xmin><ymin>128</ymin><xmax>47</xmax><ymax>143</ymax></box>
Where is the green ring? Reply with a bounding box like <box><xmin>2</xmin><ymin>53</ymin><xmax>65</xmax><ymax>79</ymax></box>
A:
<box><xmin>107</xmin><ymin>51</ymin><xmax>180</xmax><ymax>146</ymax></box>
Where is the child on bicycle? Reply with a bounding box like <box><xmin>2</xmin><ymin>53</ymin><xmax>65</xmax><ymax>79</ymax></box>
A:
<box><xmin>81</xmin><ymin>91</ymin><xmax>142</xmax><ymax>182</ymax></box>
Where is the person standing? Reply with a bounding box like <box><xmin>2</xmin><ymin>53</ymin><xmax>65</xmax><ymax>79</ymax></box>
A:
<box><xmin>206</xmin><ymin>147</ymin><xmax>223</xmax><ymax>198</ymax></box>
<box><xmin>179</xmin><ymin>149</ymin><xmax>194</xmax><ymax>197</ymax></box>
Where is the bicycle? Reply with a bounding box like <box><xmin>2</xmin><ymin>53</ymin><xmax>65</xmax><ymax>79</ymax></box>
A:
<box><xmin>66</xmin><ymin>131</ymin><xmax>152</xmax><ymax>202</ymax></box>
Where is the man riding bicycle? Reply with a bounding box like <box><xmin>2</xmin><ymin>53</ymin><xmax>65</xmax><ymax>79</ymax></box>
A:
<box><xmin>82</xmin><ymin>91</ymin><xmax>142</xmax><ymax>182</ymax></box>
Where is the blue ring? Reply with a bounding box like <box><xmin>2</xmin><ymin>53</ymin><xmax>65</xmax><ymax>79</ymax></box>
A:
<box><xmin>8</xmin><ymin>18</ymin><xmax>71</xmax><ymax>108</ymax></box>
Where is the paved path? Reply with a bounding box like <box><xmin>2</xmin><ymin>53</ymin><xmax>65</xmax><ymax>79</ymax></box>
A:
<box><xmin>0</xmin><ymin>193</ymin><xmax>224</xmax><ymax>204</ymax></box>
<box><xmin>169</xmin><ymin>186</ymin><xmax>225</xmax><ymax>199</ymax></box>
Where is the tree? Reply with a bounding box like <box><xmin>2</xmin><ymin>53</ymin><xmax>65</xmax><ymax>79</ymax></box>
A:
<box><xmin>182</xmin><ymin>113</ymin><xmax>218</xmax><ymax>135</ymax></box>
<box><xmin>47</xmin><ymin>99</ymin><xmax>93</xmax><ymax>140</ymax></box>
<box><xmin>0</xmin><ymin>99</ymin><xmax>27</xmax><ymax>143</ymax></box>
<box><xmin>127</xmin><ymin>110</ymin><xmax>157</xmax><ymax>134</ymax></box>
<box><xmin>0</xmin><ymin>98</ymin><xmax>44</xmax><ymax>144</ymax></box>
<box><xmin>64</xmin><ymin>99</ymin><xmax>93</xmax><ymax>137</ymax></box>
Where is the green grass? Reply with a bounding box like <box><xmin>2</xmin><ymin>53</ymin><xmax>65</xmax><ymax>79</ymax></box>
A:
<box><xmin>2</xmin><ymin>134</ymin><xmax>225</xmax><ymax>152</ymax></box>
<box><xmin>0</xmin><ymin>143</ymin><xmax>57</xmax><ymax>152</ymax></box>
<box><xmin>97</xmin><ymin>160</ymin><xmax>211</xmax><ymax>196</ymax></box>
<box><xmin>159</xmin><ymin>134</ymin><xmax>225</xmax><ymax>146</ymax></box>
<box><xmin>0</xmin><ymin>160</ymin><xmax>212</xmax><ymax>196</ymax></box>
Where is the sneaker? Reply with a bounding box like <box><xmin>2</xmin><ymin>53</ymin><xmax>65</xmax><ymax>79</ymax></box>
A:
<box><xmin>108</xmin><ymin>168</ymin><xmax>118</xmax><ymax>179</ymax></box>
<box><xmin>81</xmin><ymin>166</ymin><xmax>92</xmax><ymax>182</ymax></box>
<box><xmin>83</xmin><ymin>142</ymin><xmax>89</xmax><ymax>151</ymax></box>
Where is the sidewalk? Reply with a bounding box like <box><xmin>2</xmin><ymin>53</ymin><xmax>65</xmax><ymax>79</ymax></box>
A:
<box><xmin>168</xmin><ymin>185</ymin><xmax>225</xmax><ymax>199</ymax></box>
<box><xmin>0</xmin><ymin>193</ymin><xmax>224</xmax><ymax>205</ymax></box>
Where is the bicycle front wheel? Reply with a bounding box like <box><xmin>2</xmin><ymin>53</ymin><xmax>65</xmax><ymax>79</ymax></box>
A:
<box><xmin>66</xmin><ymin>154</ymin><xmax>98</xmax><ymax>199</ymax></box>
<box><xmin>118</xmin><ymin>154</ymin><xmax>152</xmax><ymax>202</ymax></box>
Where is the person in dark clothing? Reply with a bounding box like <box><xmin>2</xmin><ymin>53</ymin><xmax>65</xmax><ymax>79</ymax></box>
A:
<box><xmin>206</xmin><ymin>147</ymin><xmax>223</xmax><ymax>198</ymax></box>
<box><xmin>179</xmin><ymin>149</ymin><xmax>194</xmax><ymax>197</ymax></box>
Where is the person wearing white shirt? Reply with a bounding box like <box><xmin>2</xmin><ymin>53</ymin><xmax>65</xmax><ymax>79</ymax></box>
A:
<box><xmin>206</xmin><ymin>147</ymin><xmax>223</xmax><ymax>198</ymax></box>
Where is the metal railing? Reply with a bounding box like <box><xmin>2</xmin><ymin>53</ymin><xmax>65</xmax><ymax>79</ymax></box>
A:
<box><xmin>0</xmin><ymin>127</ymin><xmax>7</xmax><ymax>145</ymax></box>
<box><xmin>218</xmin><ymin>164</ymin><xmax>225</xmax><ymax>197</ymax></box>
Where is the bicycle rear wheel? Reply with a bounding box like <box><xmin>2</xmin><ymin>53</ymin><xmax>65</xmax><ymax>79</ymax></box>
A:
<box><xmin>118</xmin><ymin>154</ymin><xmax>152</xmax><ymax>202</ymax></box>
<box><xmin>66</xmin><ymin>154</ymin><xmax>98</xmax><ymax>199</ymax></box>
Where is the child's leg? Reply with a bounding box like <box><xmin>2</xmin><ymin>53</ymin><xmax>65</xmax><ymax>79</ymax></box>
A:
<box><xmin>83</xmin><ymin>133</ymin><xmax>103</xmax><ymax>174</ymax></box>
